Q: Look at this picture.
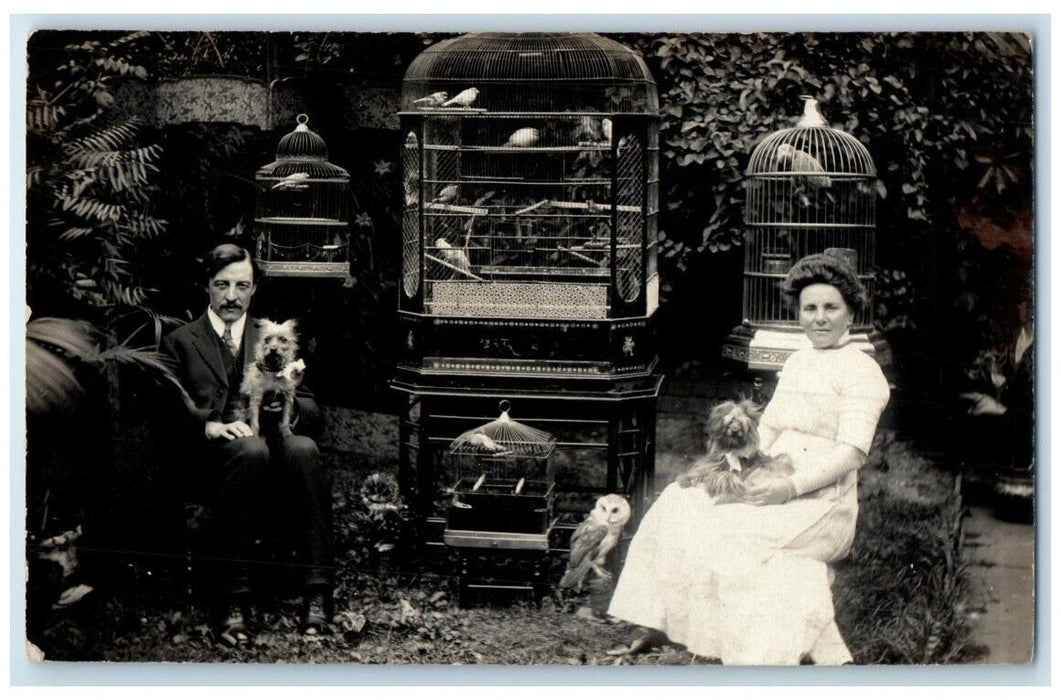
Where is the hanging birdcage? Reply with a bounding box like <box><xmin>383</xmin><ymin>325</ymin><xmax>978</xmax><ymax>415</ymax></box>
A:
<box><xmin>253</xmin><ymin>113</ymin><xmax>351</xmax><ymax>278</ymax></box>
<box><xmin>395</xmin><ymin>32</ymin><xmax>661</xmax><ymax>390</ymax></box>
<box><xmin>723</xmin><ymin>98</ymin><xmax>891</xmax><ymax>371</ymax></box>
<box><xmin>444</xmin><ymin>401</ymin><xmax>558</xmax><ymax>547</ymax></box>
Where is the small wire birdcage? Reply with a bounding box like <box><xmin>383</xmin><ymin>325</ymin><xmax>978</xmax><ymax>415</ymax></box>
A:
<box><xmin>445</xmin><ymin>400</ymin><xmax>557</xmax><ymax>537</ymax></box>
<box><xmin>254</xmin><ymin>114</ymin><xmax>351</xmax><ymax>278</ymax></box>
<box><xmin>743</xmin><ymin>100</ymin><xmax>878</xmax><ymax>329</ymax></box>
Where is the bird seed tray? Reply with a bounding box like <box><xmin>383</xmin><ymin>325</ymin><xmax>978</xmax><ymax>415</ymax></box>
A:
<box><xmin>446</xmin><ymin>477</ymin><xmax>554</xmax><ymax>534</ymax></box>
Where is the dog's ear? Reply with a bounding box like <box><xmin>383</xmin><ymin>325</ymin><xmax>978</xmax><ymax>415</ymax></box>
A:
<box><xmin>738</xmin><ymin>399</ymin><xmax>762</xmax><ymax>421</ymax></box>
<box><xmin>279</xmin><ymin>318</ymin><xmax>299</xmax><ymax>336</ymax></box>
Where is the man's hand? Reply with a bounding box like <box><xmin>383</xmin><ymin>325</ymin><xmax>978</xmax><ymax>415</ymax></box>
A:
<box><xmin>744</xmin><ymin>477</ymin><xmax>797</xmax><ymax>507</ymax></box>
<box><xmin>205</xmin><ymin>420</ymin><xmax>255</xmax><ymax>441</ymax></box>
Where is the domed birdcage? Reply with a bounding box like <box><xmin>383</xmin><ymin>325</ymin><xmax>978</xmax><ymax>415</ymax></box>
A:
<box><xmin>723</xmin><ymin>98</ymin><xmax>891</xmax><ymax>372</ymax></box>
<box><xmin>253</xmin><ymin>113</ymin><xmax>351</xmax><ymax>278</ymax></box>
<box><xmin>396</xmin><ymin>32</ymin><xmax>661</xmax><ymax>387</ymax></box>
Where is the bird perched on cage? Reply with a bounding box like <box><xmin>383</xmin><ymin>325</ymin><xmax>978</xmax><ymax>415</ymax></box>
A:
<box><xmin>435</xmin><ymin>238</ymin><xmax>471</xmax><ymax>274</ymax></box>
<box><xmin>776</xmin><ymin>144</ymin><xmax>832</xmax><ymax>190</ymax></box>
<box><xmin>451</xmin><ymin>430</ymin><xmax>510</xmax><ymax>455</ymax></box>
<box><xmin>412</xmin><ymin>91</ymin><xmax>449</xmax><ymax>108</ymax></box>
<box><xmin>675</xmin><ymin>400</ymin><xmax>794</xmax><ymax>504</ymax></box>
<box><xmin>559</xmin><ymin>494</ymin><xmax>631</xmax><ymax>592</ymax></box>
<box><xmin>798</xmin><ymin>95</ymin><xmax>828</xmax><ymax>127</ymax></box>
<box><xmin>271</xmin><ymin>172</ymin><xmax>310</xmax><ymax>190</ymax></box>
<box><xmin>432</xmin><ymin>184</ymin><xmax>460</xmax><ymax>204</ymax></box>
<box><xmin>504</xmin><ymin>127</ymin><xmax>540</xmax><ymax>148</ymax></box>
<box><xmin>442</xmin><ymin>87</ymin><xmax>480</xmax><ymax>108</ymax></box>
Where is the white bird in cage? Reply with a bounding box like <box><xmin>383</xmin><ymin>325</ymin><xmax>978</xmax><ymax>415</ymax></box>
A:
<box><xmin>776</xmin><ymin>144</ymin><xmax>832</xmax><ymax>189</ymax></box>
<box><xmin>413</xmin><ymin>91</ymin><xmax>448</xmax><ymax>108</ymax></box>
<box><xmin>452</xmin><ymin>431</ymin><xmax>509</xmax><ymax>455</ymax></box>
<box><xmin>435</xmin><ymin>238</ymin><xmax>471</xmax><ymax>274</ymax></box>
<box><xmin>442</xmin><ymin>87</ymin><xmax>480</xmax><ymax>108</ymax></box>
<box><xmin>432</xmin><ymin>184</ymin><xmax>459</xmax><ymax>204</ymax></box>
<box><xmin>559</xmin><ymin>494</ymin><xmax>631</xmax><ymax>591</ymax></box>
<box><xmin>271</xmin><ymin>172</ymin><xmax>310</xmax><ymax>190</ymax></box>
<box><xmin>601</xmin><ymin>118</ymin><xmax>613</xmax><ymax>143</ymax></box>
<box><xmin>504</xmin><ymin>127</ymin><xmax>539</xmax><ymax>148</ymax></box>
<box><xmin>798</xmin><ymin>95</ymin><xmax>828</xmax><ymax>127</ymax></box>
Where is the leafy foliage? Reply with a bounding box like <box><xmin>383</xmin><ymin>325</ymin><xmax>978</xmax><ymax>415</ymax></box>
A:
<box><xmin>617</xmin><ymin>32</ymin><xmax>1032</xmax><ymax>357</ymax></box>
<box><xmin>27</xmin><ymin>32</ymin><xmax>169</xmax><ymax>317</ymax></box>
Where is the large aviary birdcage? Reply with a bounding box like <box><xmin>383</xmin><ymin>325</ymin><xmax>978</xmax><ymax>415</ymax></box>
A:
<box><xmin>393</xmin><ymin>34</ymin><xmax>662</xmax><ymax>600</ymax></box>
<box><xmin>723</xmin><ymin>98</ymin><xmax>891</xmax><ymax>372</ymax></box>
<box><xmin>395</xmin><ymin>33</ymin><xmax>661</xmax><ymax>390</ymax></box>
<box><xmin>253</xmin><ymin>114</ymin><xmax>351</xmax><ymax>278</ymax></box>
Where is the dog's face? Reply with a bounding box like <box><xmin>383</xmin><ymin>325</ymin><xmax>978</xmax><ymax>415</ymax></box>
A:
<box><xmin>254</xmin><ymin>319</ymin><xmax>299</xmax><ymax>372</ymax></box>
<box><xmin>705</xmin><ymin>400</ymin><xmax>761</xmax><ymax>456</ymax></box>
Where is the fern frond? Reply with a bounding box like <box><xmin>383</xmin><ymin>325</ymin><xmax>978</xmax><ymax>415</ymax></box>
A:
<box><xmin>120</xmin><ymin>212</ymin><xmax>167</xmax><ymax>238</ymax></box>
<box><xmin>57</xmin><ymin>226</ymin><xmax>100</xmax><ymax>241</ymax></box>
<box><xmin>70</xmin><ymin>145</ymin><xmax>162</xmax><ymax>170</ymax></box>
<box><xmin>63</xmin><ymin>120</ymin><xmax>140</xmax><ymax>156</ymax></box>
<box><xmin>58</xmin><ymin>194</ymin><xmax>123</xmax><ymax>222</ymax></box>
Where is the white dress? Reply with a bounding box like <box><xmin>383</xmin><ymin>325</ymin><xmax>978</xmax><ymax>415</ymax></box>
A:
<box><xmin>608</xmin><ymin>343</ymin><xmax>890</xmax><ymax>665</ymax></box>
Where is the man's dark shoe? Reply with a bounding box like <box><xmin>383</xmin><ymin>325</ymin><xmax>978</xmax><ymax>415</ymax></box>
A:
<box><xmin>219</xmin><ymin>597</ymin><xmax>253</xmax><ymax>647</ymax></box>
<box><xmin>300</xmin><ymin>588</ymin><xmax>334</xmax><ymax>636</ymax></box>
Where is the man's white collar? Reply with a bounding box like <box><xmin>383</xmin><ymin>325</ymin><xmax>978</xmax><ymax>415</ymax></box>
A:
<box><xmin>206</xmin><ymin>307</ymin><xmax>248</xmax><ymax>345</ymax></box>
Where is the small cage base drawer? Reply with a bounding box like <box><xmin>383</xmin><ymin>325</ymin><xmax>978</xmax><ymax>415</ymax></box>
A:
<box><xmin>442</xmin><ymin>528</ymin><xmax>551</xmax><ymax>551</ymax></box>
<box><xmin>446</xmin><ymin>477</ymin><xmax>553</xmax><ymax>534</ymax></box>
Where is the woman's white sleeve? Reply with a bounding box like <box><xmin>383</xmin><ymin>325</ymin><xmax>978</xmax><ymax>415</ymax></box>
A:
<box><xmin>789</xmin><ymin>355</ymin><xmax>890</xmax><ymax>496</ymax></box>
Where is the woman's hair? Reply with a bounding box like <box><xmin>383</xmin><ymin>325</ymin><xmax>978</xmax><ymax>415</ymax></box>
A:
<box><xmin>202</xmin><ymin>243</ymin><xmax>256</xmax><ymax>284</ymax></box>
<box><xmin>779</xmin><ymin>252</ymin><xmax>867</xmax><ymax>314</ymax></box>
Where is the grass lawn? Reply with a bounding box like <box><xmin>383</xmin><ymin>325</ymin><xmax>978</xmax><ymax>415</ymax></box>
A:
<box><xmin>27</xmin><ymin>423</ymin><xmax>980</xmax><ymax>665</ymax></box>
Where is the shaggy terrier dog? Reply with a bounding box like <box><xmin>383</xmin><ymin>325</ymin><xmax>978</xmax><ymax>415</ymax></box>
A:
<box><xmin>676</xmin><ymin>399</ymin><xmax>794</xmax><ymax>504</ymax></box>
<box><xmin>239</xmin><ymin>319</ymin><xmax>305</xmax><ymax>438</ymax></box>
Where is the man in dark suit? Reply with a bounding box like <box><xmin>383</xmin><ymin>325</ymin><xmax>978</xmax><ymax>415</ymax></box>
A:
<box><xmin>161</xmin><ymin>243</ymin><xmax>333</xmax><ymax>643</ymax></box>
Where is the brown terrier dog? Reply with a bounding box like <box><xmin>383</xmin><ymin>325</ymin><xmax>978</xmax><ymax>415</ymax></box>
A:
<box><xmin>676</xmin><ymin>399</ymin><xmax>794</xmax><ymax>504</ymax></box>
<box><xmin>239</xmin><ymin>319</ymin><xmax>305</xmax><ymax>438</ymax></box>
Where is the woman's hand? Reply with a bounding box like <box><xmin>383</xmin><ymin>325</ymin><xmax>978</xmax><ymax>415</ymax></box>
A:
<box><xmin>744</xmin><ymin>477</ymin><xmax>796</xmax><ymax>506</ymax></box>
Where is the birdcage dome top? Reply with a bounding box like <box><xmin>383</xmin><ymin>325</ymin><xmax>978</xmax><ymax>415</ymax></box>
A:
<box><xmin>747</xmin><ymin>126</ymin><xmax>876</xmax><ymax>179</ymax></box>
<box><xmin>401</xmin><ymin>32</ymin><xmax>658</xmax><ymax>114</ymax></box>
<box><xmin>256</xmin><ymin>113</ymin><xmax>349</xmax><ymax>179</ymax></box>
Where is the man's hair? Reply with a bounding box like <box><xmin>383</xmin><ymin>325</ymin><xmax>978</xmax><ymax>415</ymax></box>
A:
<box><xmin>203</xmin><ymin>244</ymin><xmax>256</xmax><ymax>284</ymax></box>
<box><xmin>779</xmin><ymin>252</ymin><xmax>867</xmax><ymax>314</ymax></box>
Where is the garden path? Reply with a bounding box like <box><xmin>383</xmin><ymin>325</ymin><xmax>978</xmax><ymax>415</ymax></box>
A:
<box><xmin>962</xmin><ymin>504</ymin><xmax>1035</xmax><ymax>664</ymax></box>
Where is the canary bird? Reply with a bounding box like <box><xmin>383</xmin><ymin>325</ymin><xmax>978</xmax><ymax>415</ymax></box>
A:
<box><xmin>504</xmin><ymin>127</ymin><xmax>539</xmax><ymax>148</ymax></box>
<box><xmin>443</xmin><ymin>87</ymin><xmax>480</xmax><ymax>108</ymax></box>
<box><xmin>271</xmin><ymin>172</ymin><xmax>310</xmax><ymax>190</ymax></box>
<box><xmin>435</xmin><ymin>238</ymin><xmax>471</xmax><ymax>273</ymax></box>
<box><xmin>432</xmin><ymin>184</ymin><xmax>459</xmax><ymax>204</ymax></box>
<box><xmin>412</xmin><ymin>91</ymin><xmax>448</xmax><ymax>108</ymax></box>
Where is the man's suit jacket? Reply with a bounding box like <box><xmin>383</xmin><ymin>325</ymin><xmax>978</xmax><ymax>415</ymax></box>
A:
<box><xmin>161</xmin><ymin>313</ymin><xmax>321</xmax><ymax>440</ymax></box>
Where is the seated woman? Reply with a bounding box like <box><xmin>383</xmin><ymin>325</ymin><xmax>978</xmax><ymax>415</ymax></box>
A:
<box><xmin>607</xmin><ymin>253</ymin><xmax>890</xmax><ymax>665</ymax></box>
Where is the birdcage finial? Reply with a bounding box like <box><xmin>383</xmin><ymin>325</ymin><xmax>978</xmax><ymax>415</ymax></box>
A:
<box><xmin>295</xmin><ymin>113</ymin><xmax>310</xmax><ymax>132</ymax></box>
<box><xmin>498</xmin><ymin>400</ymin><xmax>512</xmax><ymax>423</ymax></box>
<box><xmin>797</xmin><ymin>96</ymin><xmax>828</xmax><ymax>128</ymax></box>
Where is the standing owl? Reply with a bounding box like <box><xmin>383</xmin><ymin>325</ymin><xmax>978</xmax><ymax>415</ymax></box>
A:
<box><xmin>559</xmin><ymin>494</ymin><xmax>631</xmax><ymax>591</ymax></box>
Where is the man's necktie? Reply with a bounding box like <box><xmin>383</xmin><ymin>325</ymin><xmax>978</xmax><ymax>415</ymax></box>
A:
<box><xmin>222</xmin><ymin>324</ymin><xmax>238</xmax><ymax>358</ymax></box>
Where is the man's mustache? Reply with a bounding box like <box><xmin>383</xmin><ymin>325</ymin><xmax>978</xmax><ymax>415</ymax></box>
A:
<box><xmin>221</xmin><ymin>303</ymin><xmax>243</xmax><ymax>310</ymax></box>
